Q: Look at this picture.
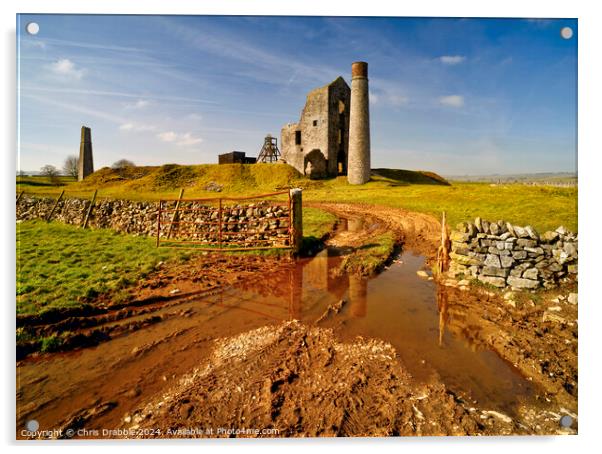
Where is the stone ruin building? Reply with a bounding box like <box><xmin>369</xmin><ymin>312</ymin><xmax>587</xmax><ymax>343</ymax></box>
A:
<box><xmin>78</xmin><ymin>125</ymin><xmax>94</xmax><ymax>181</ymax></box>
<box><xmin>281</xmin><ymin>62</ymin><xmax>371</xmax><ymax>184</ymax></box>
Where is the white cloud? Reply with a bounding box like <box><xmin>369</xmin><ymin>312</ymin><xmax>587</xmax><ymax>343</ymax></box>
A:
<box><xmin>389</xmin><ymin>94</ymin><xmax>408</xmax><ymax>106</ymax></box>
<box><xmin>369</xmin><ymin>91</ymin><xmax>379</xmax><ymax>105</ymax></box>
<box><xmin>125</xmin><ymin>99</ymin><xmax>150</xmax><ymax>109</ymax></box>
<box><xmin>157</xmin><ymin>131</ymin><xmax>177</xmax><ymax>142</ymax></box>
<box><xmin>120</xmin><ymin>122</ymin><xmax>155</xmax><ymax>132</ymax></box>
<box><xmin>439</xmin><ymin>55</ymin><xmax>466</xmax><ymax>65</ymax></box>
<box><xmin>157</xmin><ymin>131</ymin><xmax>202</xmax><ymax>146</ymax></box>
<box><xmin>49</xmin><ymin>58</ymin><xmax>85</xmax><ymax>79</ymax></box>
<box><xmin>176</xmin><ymin>132</ymin><xmax>203</xmax><ymax>146</ymax></box>
<box><xmin>439</xmin><ymin>95</ymin><xmax>465</xmax><ymax>108</ymax></box>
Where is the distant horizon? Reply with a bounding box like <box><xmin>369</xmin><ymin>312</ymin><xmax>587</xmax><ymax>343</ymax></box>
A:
<box><xmin>17</xmin><ymin>15</ymin><xmax>577</xmax><ymax>175</ymax></box>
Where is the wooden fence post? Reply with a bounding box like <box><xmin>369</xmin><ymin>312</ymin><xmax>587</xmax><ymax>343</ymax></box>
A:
<box><xmin>46</xmin><ymin>190</ymin><xmax>65</xmax><ymax>222</ymax></box>
<box><xmin>82</xmin><ymin>189</ymin><xmax>98</xmax><ymax>229</ymax></box>
<box><xmin>156</xmin><ymin>200</ymin><xmax>162</xmax><ymax>247</ymax></box>
<box><xmin>437</xmin><ymin>211</ymin><xmax>450</xmax><ymax>276</ymax></box>
<box><xmin>167</xmin><ymin>188</ymin><xmax>184</xmax><ymax>239</ymax></box>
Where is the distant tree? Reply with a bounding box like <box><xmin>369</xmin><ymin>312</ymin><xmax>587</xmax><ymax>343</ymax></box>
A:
<box><xmin>63</xmin><ymin>155</ymin><xmax>79</xmax><ymax>178</ymax></box>
<box><xmin>40</xmin><ymin>164</ymin><xmax>61</xmax><ymax>186</ymax></box>
<box><xmin>112</xmin><ymin>159</ymin><xmax>136</xmax><ymax>169</ymax></box>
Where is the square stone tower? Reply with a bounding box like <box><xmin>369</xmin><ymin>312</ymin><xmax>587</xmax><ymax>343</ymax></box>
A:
<box><xmin>281</xmin><ymin>77</ymin><xmax>350</xmax><ymax>179</ymax></box>
<box><xmin>78</xmin><ymin>126</ymin><xmax>94</xmax><ymax>181</ymax></box>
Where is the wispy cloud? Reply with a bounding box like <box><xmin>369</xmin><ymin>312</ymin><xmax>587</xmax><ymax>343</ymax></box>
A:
<box><xmin>176</xmin><ymin>132</ymin><xmax>203</xmax><ymax>146</ymax></box>
<box><xmin>439</xmin><ymin>95</ymin><xmax>465</xmax><ymax>108</ymax></box>
<box><xmin>157</xmin><ymin>17</ymin><xmax>339</xmax><ymax>87</ymax></box>
<box><xmin>439</xmin><ymin>55</ymin><xmax>466</xmax><ymax>65</ymax></box>
<box><xmin>125</xmin><ymin>99</ymin><xmax>150</xmax><ymax>109</ymax></box>
<box><xmin>48</xmin><ymin>58</ymin><xmax>86</xmax><ymax>80</ymax></box>
<box><xmin>119</xmin><ymin>122</ymin><xmax>156</xmax><ymax>132</ymax></box>
<box><xmin>21</xmin><ymin>86</ymin><xmax>218</xmax><ymax>105</ymax></box>
<box><xmin>157</xmin><ymin>131</ymin><xmax>177</xmax><ymax>142</ymax></box>
<box><xmin>157</xmin><ymin>131</ymin><xmax>202</xmax><ymax>146</ymax></box>
<box><xmin>23</xmin><ymin>92</ymin><xmax>126</xmax><ymax>124</ymax></box>
<box><xmin>370</xmin><ymin>79</ymin><xmax>409</xmax><ymax>107</ymax></box>
<box><xmin>41</xmin><ymin>37</ymin><xmax>146</xmax><ymax>53</ymax></box>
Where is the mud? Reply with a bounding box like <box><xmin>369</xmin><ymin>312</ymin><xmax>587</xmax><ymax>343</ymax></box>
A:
<box><xmin>121</xmin><ymin>321</ymin><xmax>573</xmax><ymax>438</ymax></box>
<box><xmin>438</xmin><ymin>283</ymin><xmax>578</xmax><ymax>411</ymax></box>
<box><xmin>310</xmin><ymin>202</ymin><xmax>441</xmax><ymax>260</ymax></box>
<box><xmin>16</xmin><ymin>204</ymin><xmax>577</xmax><ymax>438</ymax></box>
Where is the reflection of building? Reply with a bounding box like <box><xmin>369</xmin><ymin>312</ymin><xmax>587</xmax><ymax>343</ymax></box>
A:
<box><xmin>303</xmin><ymin>249</ymin><xmax>330</xmax><ymax>290</ymax></box>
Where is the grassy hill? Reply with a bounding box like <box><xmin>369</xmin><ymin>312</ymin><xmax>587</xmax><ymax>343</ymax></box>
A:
<box><xmin>16</xmin><ymin>163</ymin><xmax>576</xmax><ymax>232</ymax></box>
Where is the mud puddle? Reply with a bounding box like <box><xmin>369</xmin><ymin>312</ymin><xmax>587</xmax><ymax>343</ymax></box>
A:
<box><xmin>17</xmin><ymin>218</ymin><xmax>541</xmax><ymax>437</ymax></box>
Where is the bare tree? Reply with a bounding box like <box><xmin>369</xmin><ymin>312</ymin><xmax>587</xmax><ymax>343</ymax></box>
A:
<box><xmin>63</xmin><ymin>155</ymin><xmax>79</xmax><ymax>178</ymax></box>
<box><xmin>112</xmin><ymin>159</ymin><xmax>135</xmax><ymax>169</ymax></box>
<box><xmin>40</xmin><ymin>164</ymin><xmax>61</xmax><ymax>186</ymax></box>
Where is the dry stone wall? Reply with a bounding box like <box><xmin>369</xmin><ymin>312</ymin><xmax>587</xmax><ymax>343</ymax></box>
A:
<box><xmin>449</xmin><ymin>218</ymin><xmax>577</xmax><ymax>290</ymax></box>
<box><xmin>16</xmin><ymin>196</ymin><xmax>293</xmax><ymax>248</ymax></box>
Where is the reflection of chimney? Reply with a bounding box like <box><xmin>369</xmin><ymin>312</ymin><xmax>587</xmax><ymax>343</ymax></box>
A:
<box><xmin>288</xmin><ymin>266</ymin><xmax>303</xmax><ymax>320</ymax></box>
<box><xmin>304</xmin><ymin>249</ymin><xmax>329</xmax><ymax>290</ymax></box>
<box><xmin>348</xmin><ymin>275</ymin><xmax>368</xmax><ymax>318</ymax></box>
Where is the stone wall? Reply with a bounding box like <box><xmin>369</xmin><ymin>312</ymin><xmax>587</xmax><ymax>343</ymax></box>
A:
<box><xmin>17</xmin><ymin>196</ymin><xmax>295</xmax><ymax>248</ymax></box>
<box><xmin>448</xmin><ymin>218</ymin><xmax>577</xmax><ymax>290</ymax></box>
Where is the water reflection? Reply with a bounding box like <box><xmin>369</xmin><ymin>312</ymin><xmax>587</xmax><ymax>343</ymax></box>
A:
<box><xmin>230</xmin><ymin>250</ymin><xmax>538</xmax><ymax>415</ymax></box>
<box><xmin>437</xmin><ymin>285</ymin><xmax>448</xmax><ymax>347</ymax></box>
<box><xmin>348</xmin><ymin>276</ymin><xmax>368</xmax><ymax>318</ymax></box>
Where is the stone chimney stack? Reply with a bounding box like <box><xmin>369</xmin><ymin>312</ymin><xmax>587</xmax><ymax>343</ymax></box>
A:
<box><xmin>347</xmin><ymin>61</ymin><xmax>371</xmax><ymax>185</ymax></box>
<box><xmin>78</xmin><ymin>126</ymin><xmax>94</xmax><ymax>181</ymax></box>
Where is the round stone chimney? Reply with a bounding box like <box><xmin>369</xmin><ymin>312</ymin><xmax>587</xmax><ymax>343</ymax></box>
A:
<box><xmin>347</xmin><ymin>62</ymin><xmax>371</xmax><ymax>185</ymax></box>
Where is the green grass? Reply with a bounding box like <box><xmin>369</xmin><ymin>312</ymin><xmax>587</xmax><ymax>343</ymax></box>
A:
<box><xmin>300</xmin><ymin>207</ymin><xmax>338</xmax><ymax>254</ymax></box>
<box><xmin>16</xmin><ymin>220</ymin><xmax>192</xmax><ymax>316</ymax></box>
<box><xmin>16</xmin><ymin>207</ymin><xmax>338</xmax><ymax>316</ymax></box>
<box><xmin>340</xmin><ymin>232</ymin><xmax>397</xmax><ymax>275</ymax></box>
<box><xmin>304</xmin><ymin>178</ymin><xmax>577</xmax><ymax>233</ymax></box>
<box><xmin>17</xmin><ymin>164</ymin><xmax>577</xmax><ymax>233</ymax></box>
<box><xmin>303</xmin><ymin>207</ymin><xmax>337</xmax><ymax>239</ymax></box>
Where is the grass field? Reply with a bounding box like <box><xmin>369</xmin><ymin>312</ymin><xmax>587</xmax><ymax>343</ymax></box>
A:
<box><xmin>16</xmin><ymin>220</ymin><xmax>192</xmax><ymax>316</ymax></box>
<box><xmin>17</xmin><ymin>164</ymin><xmax>578</xmax><ymax>232</ymax></box>
<box><xmin>16</xmin><ymin>205</ymin><xmax>336</xmax><ymax>317</ymax></box>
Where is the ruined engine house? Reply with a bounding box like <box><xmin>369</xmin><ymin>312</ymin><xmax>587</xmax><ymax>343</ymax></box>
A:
<box><xmin>281</xmin><ymin>76</ymin><xmax>351</xmax><ymax>179</ymax></box>
<box><xmin>281</xmin><ymin>62</ymin><xmax>371</xmax><ymax>184</ymax></box>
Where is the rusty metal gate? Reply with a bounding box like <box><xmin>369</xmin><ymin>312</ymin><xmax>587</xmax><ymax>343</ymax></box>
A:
<box><xmin>156</xmin><ymin>190</ymin><xmax>293</xmax><ymax>250</ymax></box>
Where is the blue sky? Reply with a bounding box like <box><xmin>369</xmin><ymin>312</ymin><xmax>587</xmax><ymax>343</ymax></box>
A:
<box><xmin>17</xmin><ymin>15</ymin><xmax>577</xmax><ymax>175</ymax></box>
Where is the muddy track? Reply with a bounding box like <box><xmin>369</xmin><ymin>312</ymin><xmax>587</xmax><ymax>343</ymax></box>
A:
<box><xmin>17</xmin><ymin>203</ymin><xmax>577</xmax><ymax>437</ymax></box>
<box><xmin>121</xmin><ymin>321</ymin><xmax>573</xmax><ymax>437</ymax></box>
<box><xmin>17</xmin><ymin>255</ymin><xmax>297</xmax><ymax>360</ymax></box>
<box><xmin>309</xmin><ymin>202</ymin><xmax>441</xmax><ymax>259</ymax></box>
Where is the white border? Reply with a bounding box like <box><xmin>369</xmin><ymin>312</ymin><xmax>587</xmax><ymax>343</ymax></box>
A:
<box><xmin>2</xmin><ymin>1</ymin><xmax>600</xmax><ymax>453</ymax></box>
